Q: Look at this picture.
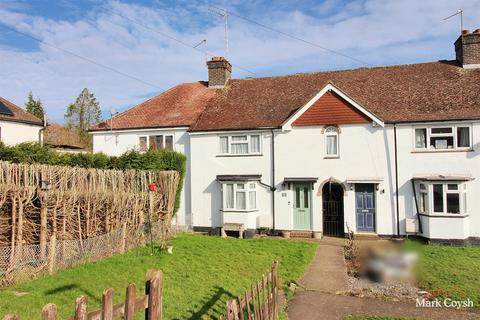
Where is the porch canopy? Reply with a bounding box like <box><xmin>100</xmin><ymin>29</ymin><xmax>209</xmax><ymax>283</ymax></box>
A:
<box><xmin>216</xmin><ymin>174</ymin><xmax>262</xmax><ymax>182</ymax></box>
<box><xmin>283</xmin><ymin>177</ymin><xmax>318</xmax><ymax>182</ymax></box>
<box><xmin>412</xmin><ymin>174</ymin><xmax>474</xmax><ymax>182</ymax></box>
<box><xmin>345</xmin><ymin>177</ymin><xmax>383</xmax><ymax>184</ymax></box>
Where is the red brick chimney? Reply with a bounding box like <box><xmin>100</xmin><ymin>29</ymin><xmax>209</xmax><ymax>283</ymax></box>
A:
<box><xmin>207</xmin><ymin>57</ymin><xmax>231</xmax><ymax>88</ymax></box>
<box><xmin>455</xmin><ymin>29</ymin><xmax>480</xmax><ymax>68</ymax></box>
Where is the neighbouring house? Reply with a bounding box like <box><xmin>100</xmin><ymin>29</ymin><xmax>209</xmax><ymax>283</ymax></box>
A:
<box><xmin>90</xmin><ymin>30</ymin><xmax>480</xmax><ymax>244</ymax></box>
<box><xmin>44</xmin><ymin>124</ymin><xmax>88</xmax><ymax>153</ymax></box>
<box><xmin>0</xmin><ymin>96</ymin><xmax>44</xmax><ymax>145</ymax></box>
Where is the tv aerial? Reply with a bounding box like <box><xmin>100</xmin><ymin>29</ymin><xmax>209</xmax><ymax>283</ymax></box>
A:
<box><xmin>443</xmin><ymin>10</ymin><xmax>464</xmax><ymax>33</ymax></box>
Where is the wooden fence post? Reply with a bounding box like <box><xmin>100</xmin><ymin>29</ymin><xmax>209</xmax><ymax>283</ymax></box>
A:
<box><xmin>48</xmin><ymin>234</ymin><xmax>57</xmax><ymax>274</ymax></box>
<box><xmin>273</xmin><ymin>261</ymin><xmax>279</xmax><ymax>318</ymax></box>
<box><xmin>146</xmin><ymin>269</ymin><xmax>163</xmax><ymax>320</ymax></box>
<box><xmin>39</xmin><ymin>191</ymin><xmax>49</xmax><ymax>261</ymax></box>
<box><xmin>244</xmin><ymin>290</ymin><xmax>252</xmax><ymax>320</ymax></box>
<box><xmin>125</xmin><ymin>283</ymin><xmax>136</xmax><ymax>320</ymax></box>
<box><xmin>120</xmin><ymin>222</ymin><xmax>127</xmax><ymax>253</ymax></box>
<box><xmin>42</xmin><ymin>303</ymin><xmax>57</xmax><ymax>320</ymax></box>
<box><xmin>102</xmin><ymin>288</ymin><xmax>113</xmax><ymax>320</ymax></box>
<box><xmin>74</xmin><ymin>295</ymin><xmax>88</xmax><ymax>320</ymax></box>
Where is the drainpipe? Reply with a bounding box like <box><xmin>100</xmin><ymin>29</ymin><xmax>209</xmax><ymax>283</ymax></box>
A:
<box><xmin>39</xmin><ymin>114</ymin><xmax>47</xmax><ymax>146</ymax></box>
<box><xmin>393</xmin><ymin>124</ymin><xmax>400</xmax><ymax>238</ymax></box>
<box><xmin>410</xmin><ymin>179</ymin><xmax>423</xmax><ymax>234</ymax></box>
<box><xmin>270</xmin><ymin>129</ymin><xmax>277</xmax><ymax>234</ymax></box>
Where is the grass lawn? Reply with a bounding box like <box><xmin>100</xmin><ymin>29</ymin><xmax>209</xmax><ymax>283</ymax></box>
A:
<box><xmin>0</xmin><ymin>234</ymin><xmax>316</xmax><ymax>319</ymax></box>
<box><xmin>405</xmin><ymin>239</ymin><xmax>480</xmax><ymax>307</ymax></box>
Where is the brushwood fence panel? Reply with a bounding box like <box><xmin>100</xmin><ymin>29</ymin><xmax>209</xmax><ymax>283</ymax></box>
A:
<box><xmin>0</xmin><ymin>161</ymin><xmax>180</xmax><ymax>284</ymax></box>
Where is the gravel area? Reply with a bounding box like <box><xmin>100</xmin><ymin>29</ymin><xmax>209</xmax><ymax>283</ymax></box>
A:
<box><xmin>347</xmin><ymin>275</ymin><xmax>422</xmax><ymax>301</ymax></box>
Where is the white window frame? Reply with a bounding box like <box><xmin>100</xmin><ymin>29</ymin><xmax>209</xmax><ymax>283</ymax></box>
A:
<box><xmin>416</xmin><ymin>181</ymin><xmax>467</xmax><ymax>215</ymax></box>
<box><xmin>413</xmin><ymin>125</ymin><xmax>472</xmax><ymax>151</ymax></box>
<box><xmin>218</xmin><ymin>134</ymin><xmax>262</xmax><ymax>156</ymax></box>
<box><xmin>324</xmin><ymin>126</ymin><xmax>339</xmax><ymax>158</ymax></box>
<box><xmin>139</xmin><ymin>134</ymin><xmax>174</xmax><ymax>151</ymax></box>
<box><xmin>138</xmin><ymin>136</ymin><xmax>148</xmax><ymax>152</ymax></box>
<box><xmin>221</xmin><ymin>181</ymin><xmax>258</xmax><ymax>212</ymax></box>
<box><xmin>419</xmin><ymin>183</ymin><xmax>429</xmax><ymax>213</ymax></box>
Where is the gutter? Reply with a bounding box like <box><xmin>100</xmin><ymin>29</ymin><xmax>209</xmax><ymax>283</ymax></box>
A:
<box><xmin>393</xmin><ymin>124</ymin><xmax>400</xmax><ymax>237</ymax></box>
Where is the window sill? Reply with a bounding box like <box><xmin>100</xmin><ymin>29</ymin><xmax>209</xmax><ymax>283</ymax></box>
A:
<box><xmin>418</xmin><ymin>213</ymin><xmax>469</xmax><ymax>218</ymax></box>
<box><xmin>217</xmin><ymin>154</ymin><xmax>263</xmax><ymax>157</ymax></box>
<box><xmin>324</xmin><ymin>155</ymin><xmax>339</xmax><ymax>159</ymax></box>
<box><xmin>411</xmin><ymin>148</ymin><xmax>473</xmax><ymax>154</ymax></box>
<box><xmin>221</xmin><ymin>209</ymin><xmax>259</xmax><ymax>213</ymax></box>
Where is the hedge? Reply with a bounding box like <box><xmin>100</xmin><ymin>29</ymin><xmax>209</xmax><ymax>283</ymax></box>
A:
<box><xmin>0</xmin><ymin>142</ymin><xmax>186</xmax><ymax>213</ymax></box>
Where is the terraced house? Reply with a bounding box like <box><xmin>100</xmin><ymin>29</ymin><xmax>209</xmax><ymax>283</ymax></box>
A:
<box><xmin>90</xmin><ymin>30</ymin><xmax>480</xmax><ymax>244</ymax></box>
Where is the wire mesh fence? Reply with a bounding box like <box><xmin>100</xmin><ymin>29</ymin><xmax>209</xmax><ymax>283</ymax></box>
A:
<box><xmin>0</xmin><ymin>221</ymin><xmax>170</xmax><ymax>286</ymax></box>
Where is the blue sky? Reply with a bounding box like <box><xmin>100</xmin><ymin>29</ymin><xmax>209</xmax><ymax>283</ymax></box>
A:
<box><xmin>1</xmin><ymin>0</ymin><xmax>479</xmax><ymax>123</ymax></box>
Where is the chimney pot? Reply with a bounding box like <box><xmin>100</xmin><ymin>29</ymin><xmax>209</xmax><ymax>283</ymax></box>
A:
<box><xmin>207</xmin><ymin>56</ymin><xmax>232</xmax><ymax>88</ymax></box>
<box><xmin>455</xmin><ymin>27</ymin><xmax>480</xmax><ymax>68</ymax></box>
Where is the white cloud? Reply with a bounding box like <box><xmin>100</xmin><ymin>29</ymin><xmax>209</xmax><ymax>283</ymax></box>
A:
<box><xmin>0</xmin><ymin>0</ymin><xmax>479</xmax><ymax>122</ymax></box>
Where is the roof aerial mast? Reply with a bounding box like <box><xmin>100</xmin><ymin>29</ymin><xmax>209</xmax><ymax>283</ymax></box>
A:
<box><xmin>443</xmin><ymin>9</ymin><xmax>464</xmax><ymax>33</ymax></box>
<box><xmin>210</xmin><ymin>7</ymin><xmax>229</xmax><ymax>58</ymax></box>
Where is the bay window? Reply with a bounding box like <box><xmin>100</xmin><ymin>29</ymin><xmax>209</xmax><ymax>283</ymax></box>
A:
<box><xmin>222</xmin><ymin>182</ymin><xmax>257</xmax><ymax>211</ymax></box>
<box><xmin>414</xmin><ymin>125</ymin><xmax>471</xmax><ymax>151</ymax></box>
<box><xmin>219</xmin><ymin>134</ymin><xmax>262</xmax><ymax>155</ymax></box>
<box><xmin>416</xmin><ymin>181</ymin><xmax>467</xmax><ymax>215</ymax></box>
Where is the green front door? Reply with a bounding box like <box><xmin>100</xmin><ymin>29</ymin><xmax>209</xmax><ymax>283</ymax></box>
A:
<box><xmin>293</xmin><ymin>183</ymin><xmax>312</xmax><ymax>230</ymax></box>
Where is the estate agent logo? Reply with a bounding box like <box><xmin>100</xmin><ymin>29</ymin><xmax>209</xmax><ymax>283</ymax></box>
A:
<box><xmin>416</xmin><ymin>286</ymin><xmax>474</xmax><ymax>309</ymax></box>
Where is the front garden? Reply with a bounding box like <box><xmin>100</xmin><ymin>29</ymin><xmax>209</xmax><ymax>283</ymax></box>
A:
<box><xmin>406</xmin><ymin>239</ymin><xmax>480</xmax><ymax>306</ymax></box>
<box><xmin>0</xmin><ymin>234</ymin><xmax>317</xmax><ymax>319</ymax></box>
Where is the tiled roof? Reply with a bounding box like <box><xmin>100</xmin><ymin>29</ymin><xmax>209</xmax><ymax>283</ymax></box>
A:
<box><xmin>0</xmin><ymin>97</ymin><xmax>44</xmax><ymax>126</ymax></box>
<box><xmin>90</xmin><ymin>82</ymin><xmax>216</xmax><ymax>131</ymax></box>
<box><xmin>92</xmin><ymin>60</ymin><xmax>480</xmax><ymax>132</ymax></box>
<box><xmin>44</xmin><ymin>124</ymin><xmax>87</xmax><ymax>150</ymax></box>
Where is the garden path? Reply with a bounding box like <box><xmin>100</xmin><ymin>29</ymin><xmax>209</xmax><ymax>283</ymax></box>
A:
<box><xmin>287</xmin><ymin>237</ymin><xmax>480</xmax><ymax>320</ymax></box>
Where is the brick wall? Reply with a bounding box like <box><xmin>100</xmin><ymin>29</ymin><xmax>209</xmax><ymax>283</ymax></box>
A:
<box><xmin>207</xmin><ymin>57</ymin><xmax>232</xmax><ymax>88</ymax></box>
<box><xmin>455</xmin><ymin>29</ymin><xmax>480</xmax><ymax>66</ymax></box>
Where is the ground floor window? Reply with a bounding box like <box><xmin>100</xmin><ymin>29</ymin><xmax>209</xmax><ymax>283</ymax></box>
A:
<box><xmin>222</xmin><ymin>182</ymin><xmax>257</xmax><ymax>211</ymax></box>
<box><xmin>139</xmin><ymin>135</ymin><xmax>174</xmax><ymax>151</ymax></box>
<box><xmin>416</xmin><ymin>181</ymin><xmax>466</xmax><ymax>214</ymax></box>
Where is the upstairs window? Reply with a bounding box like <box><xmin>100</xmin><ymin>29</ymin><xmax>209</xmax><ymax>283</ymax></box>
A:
<box><xmin>324</xmin><ymin>126</ymin><xmax>339</xmax><ymax>158</ymax></box>
<box><xmin>222</xmin><ymin>182</ymin><xmax>257</xmax><ymax>211</ymax></box>
<box><xmin>219</xmin><ymin>134</ymin><xmax>261</xmax><ymax>155</ymax></box>
<box><xmin>139</xmin><ymin>135</ymin><xmax>174</xmax><ymax>151</ymax></box>
<box><xmin>414</xmin><ymin>125</ymin><xmax>471</xmax><ymax>151</ymax></box>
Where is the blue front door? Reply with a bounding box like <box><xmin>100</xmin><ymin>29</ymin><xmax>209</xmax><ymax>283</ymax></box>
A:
<box><xmin>355</xmin><ymin>184</ymin><xmax>375</xmax><ymax>232</ymax></box>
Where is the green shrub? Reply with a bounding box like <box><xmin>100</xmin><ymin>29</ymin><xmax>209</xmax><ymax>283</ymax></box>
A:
<box><xmin>0</xmin><ymin>142</ymin><xmax>186</xmax><ymax>213</ymax></box>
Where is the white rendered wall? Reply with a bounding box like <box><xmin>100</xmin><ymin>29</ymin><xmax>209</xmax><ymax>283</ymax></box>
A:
<box><xmin>190</xmin><ymin>131</ymin><xmax>273</xmax><ymax>230</ymax></box>
<box><xmin>274</xmin><ymin>124</ymin><xmax>395</xmax><ymax>235</ymax></box>
<box><xmin>394</xmin><ymin>122</ymin><xmax>480</xmax><ymax>239</ymax></box>
<box><xmin>92</xmin><ymin>128</ymin><xmax>191</xmax><ymax>228</ymax></box>
<box><xmin>0</xmin><ymin>121</ymin><xmax>42</xmax><ymax>145</ymax></box>
<box><xmin>93</xmin><ymin>120</ymin><xmax>480</xmax><ymax>239</ymax></box>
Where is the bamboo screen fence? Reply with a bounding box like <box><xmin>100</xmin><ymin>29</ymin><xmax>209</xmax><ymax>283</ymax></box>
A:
<box><xmin>0</xmin><ymin>161</ymin><xmax>180</xmax><ymax>284</ymax></box>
